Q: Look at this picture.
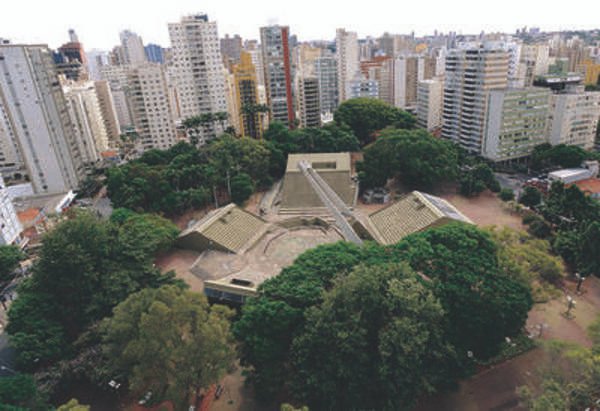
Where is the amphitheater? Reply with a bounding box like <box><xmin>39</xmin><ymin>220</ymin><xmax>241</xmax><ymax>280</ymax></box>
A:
<box><xmin>176</xmin><ymin>152</ymin><xmax>471</xmax><ymax>304</ymax></box>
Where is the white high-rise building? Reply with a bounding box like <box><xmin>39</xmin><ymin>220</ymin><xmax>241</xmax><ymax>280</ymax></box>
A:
<box><xmin>520</xmin><ymin>44</ymin><xmax>550</xmax><ymax>86</ymax></box>
<box><xmin>0</xmin><ymin>174</ymin><xmax>22</xmax><ymax>245</ymax></box>
<box><xmin>63</xmin><ymin>81</ymin><xmax>110</xmax><ymax>165</ymax></box>
<box><xmin>315</xmin><ymin>54</ymin><xmax>338</xmax><ymax>115</ymax></box>
<box><xmin>127</xmin><ymin>64</ymin><xmax>177</xmax><ymax>151</ymax></box>
<box><xmin>393</xmin><ymin>55</ymin><xmax>436</xmax><ymax>110</ymax></box>
<box><xmin>0</xmin><ymin>44</ymin><xmax>85</xmax><ymax>194</ymax></box>
<box><xmin>417</xmin><ymin>78</ymin><xmax>444</xmax><ymax>132</ymax></box>
<box><xmin>119</xmin><ymin>30</ymin><xmax>147</xmax><ymax>65</ymax></box>
<box><xmin>168</xmin><ymin>14</ymin><xmax>228</xmax><ymax>132</ymax></box>
<box><xmin>548</xmin><ymin>85</ymin><xmax>600</xmax><ymax>150</ymax></box>
<box><xmin>442</xmin><ymin>42</ymin><xmax>509</xmax><ymax>153</ymax></box>
<box><xmin>336</xmin><ymin>28</ymin><xmax>359</xmax><ymax>102</ymax></box>
<box><xmin>100</xmin><ymin>65</ymin><xmax>134</xmax><ymax>130</ymax></box>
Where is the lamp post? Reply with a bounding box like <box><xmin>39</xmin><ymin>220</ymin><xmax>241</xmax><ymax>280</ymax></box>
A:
<box><xmin>575</xmin><ymin>272</ymin><xmax>586</xmax><ymax>294</ymax></box>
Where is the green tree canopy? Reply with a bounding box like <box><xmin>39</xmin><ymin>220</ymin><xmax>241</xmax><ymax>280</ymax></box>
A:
<box><xmin>0</xmin><ymin>373</ymin><xmax>48</xmax><ymax>410</ymax></box>
<box><xmin>103</xmin><ymin>285</ymin><xmax>236</xmax><ymax>410</ymax></box>
<box><xmin>358</xmin><ymin>128</ymin><xmax>459</xmax><ymax>189</ymax></box>
<box><xmin>7</xmin><ymin>211</ymin><xmax>178</xmax><ymax>370</ymax></box>
<box><xmin>235</xmin><ymin>224</ymin><xmax>533</xmax><ymax>403</ymax></box>
<box><xmin>291</xmin><ymin>264</ymin><xmax>457</xmax><ymax>411</ymax></box>
<box><xmin>334</xmin><ymin>98</ymin><xmax>416</xmax><ymax>145</ymax></box>
<box><xmin>530</xmin><ymin>143</ymin><xmax>597</xmax><ymax>170</ymax></box>
<box><xmin>519</xmin><ymin>186</ymin><xmax>543</xmax><ymax>208</ymax></box>
<box><xmin>0</xmin><ymin>245</ymin><xmax>24</xmax><ymax>284</ymax></box>
<box><xmin>230</xmin><ymin>172</ymin><xmax>255</xmax><ymax>205</ymax></box>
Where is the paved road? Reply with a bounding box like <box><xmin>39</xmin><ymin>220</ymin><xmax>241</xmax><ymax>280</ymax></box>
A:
<box><xmin>495</xmin><ymin>172</ymin><xmax>529</xmax><ymax>197</ymax></box>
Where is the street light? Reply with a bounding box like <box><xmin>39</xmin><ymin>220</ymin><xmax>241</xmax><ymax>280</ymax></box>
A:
<box><xmin>575</xmin><ymin>273</ymin><xmax>586</xmax><ymax>294</ymax></box>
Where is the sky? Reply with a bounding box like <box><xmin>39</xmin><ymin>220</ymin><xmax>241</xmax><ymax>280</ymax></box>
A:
<box><xmin>1</xmin><ymin>0</ymin><xmax>598</xmax><ymax>50</ymax></box>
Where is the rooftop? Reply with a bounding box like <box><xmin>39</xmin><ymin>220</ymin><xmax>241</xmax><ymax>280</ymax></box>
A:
<box><xmin>366</xmin><ymin>191</ymin><xmax>473</xmax><ymax>245</ymax></box>
<box><xmin>178</xmin><ymin>203</ymin><xmax>269</xmax><ymax>254</ymax></box>
<box><xmin>285</xmin><ymin>152</ymin><xmax>351</xmax><ymax>173</ymax></box>
<box><xmin>573</xmin><ymin>178</ymin><xmax>600</xmax><ymax>195</ymax></box>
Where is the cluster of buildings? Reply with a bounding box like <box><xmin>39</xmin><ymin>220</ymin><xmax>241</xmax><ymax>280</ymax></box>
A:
<box><xmin>1</xmin><ymin>20</ymin><xmax>600</xmax><ymax>247</ymax></box>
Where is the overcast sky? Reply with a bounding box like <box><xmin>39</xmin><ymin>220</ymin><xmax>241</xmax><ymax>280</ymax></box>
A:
<box><xmin>1</xmin><ymin>0</ymin><xmax>598</xmax><ymax>50</ymax></box>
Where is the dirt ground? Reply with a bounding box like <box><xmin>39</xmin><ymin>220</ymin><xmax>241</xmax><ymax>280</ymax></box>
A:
<box><xmin>440</xmin><ymin>191</ymin><xmax>524</xmax><ymax>231</ymax></box>
<box><xmin>155</xmin><ymin>249</ymin><xmax>203</xmax><ymax>292</ymax></box>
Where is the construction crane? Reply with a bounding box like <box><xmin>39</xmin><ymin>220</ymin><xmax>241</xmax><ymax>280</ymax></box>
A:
<box><xmin>297</xmin><ymin>160</ymin><xmax>363</xmax><ymax>245</ymax></box>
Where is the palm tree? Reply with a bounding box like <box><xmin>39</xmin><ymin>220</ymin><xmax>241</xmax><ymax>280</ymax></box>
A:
<box><xmin>214</xmin><ymin>111</ymin><xmax>229</xmax><ymax>131</ymax></box>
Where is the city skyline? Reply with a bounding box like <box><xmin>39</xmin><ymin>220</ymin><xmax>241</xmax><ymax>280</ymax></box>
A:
<box><xmin>1</xmin><ymin>0</ymin><xmax>599</xmax><ymax>50</ymax></box>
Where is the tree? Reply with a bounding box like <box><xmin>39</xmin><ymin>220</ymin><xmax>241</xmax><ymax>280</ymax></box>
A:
<box><xmin>57</xmin><ymin>399</ymin><xmax>90</xmax><ymax>411</ymax></box>
<box><xmin>7</xmin><ymin>211</ymin><xmax>178</xmax><ymax>370</ymax></box>
<box><xmin>519</xmin><ymin>317</ymin><xmax>600</xmax><ymax>411</ymax></box>
<box><xmin>334</xmin><ymin>98</ymin><xmax>415</xmax><ymax>145</ymax></box>
<box><xmin>530</xmin><ymin>143</ymin><xmax>594</xmax><ymax>171</ymax></box>
<box><xmin>579</xmin><ymin>221</ymin><xmax>600</xmax><ymax>276</ymax></box>
<box><xmin>519</xmin><ymin>186</ymin><xmax>542</xmax><ymax>208</ymax></box>
<box><xmin>230</xmin><ymin>173</ymin><xmax>254</xmax><ymax>205</ymax></box>
<box><xmin>103</xmin><ymin>285</ymin><xmax>236</xmax><ymax>410</ymax></box>
<box><xmin>359</xmin><ymin>128</ymin><xmax>459</xmax><ymax>189</ymax></box>
<box><xmin>0</xmin><ymin>245</ymin><xmax>24</xmax><ymax>284</ymax></box>
<box><xmin>291</xmin><ymin>264</ymin><xmax>457</xmax><ymax>411</ymax></box>
<box><xmin>460</xmin><ymin>163</ymin><xmax>500</xmax><ymax>197</ymax></box>
<box><xmin>488</xmin><ymin>227</ymin><xmax>563</xmax><ymax>287</ymax></box>
<box><xmin>0</xmin><ymin>373</ymin><xmax>48</xmax><ymax>410</ymax></box>
<box><xmin>393</xmin><ymin>223</ymin><xmax>533</xmax><ymax>359</ymax></box>
<box><xmin>500</xmin><ymin>188</ymin><xmax>515</xmax><ymax>201</ymax></box>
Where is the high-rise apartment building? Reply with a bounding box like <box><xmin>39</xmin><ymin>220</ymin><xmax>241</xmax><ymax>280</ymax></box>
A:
<box><xmin>442</xmin><ymin>43</ymin><xmax>509</xmax><ymax>153</ymax></box>
<box><xmin>63</xmin><ymin>81</ymin><xmax>110</xmax><ymax>166</ymax></box>
<box><xmin>393</xmin><ymin>55</ymin><xmax>433</xmax><ymax>110</ymax></box>
<box><xmin>119</xmin><ymin>30</ymin><xmax>147</xmax><ymax>65</ymax></box>
<box><xmin>349</xmin><ymin>76</ymin><xmax>379</xmax><ymax>99</ymax></box>
<box><xmin>0</xmin><ymin>44</ymin><xmax>85</xmax><ymax>194</ymax></box>
<box><xmin>417</xmin><ymin>78</ymin><xmax>444</xmax><ymax>133</ymax></box>
<box><xmin>315</xmin><ymin>54</ymin><xmax>338</xmax><ymax>114</ymax></box>
<box><xmin>336</xmin><ymin>28</ymin><xmax>359</xmax><ymax>102</ymax></box>
<box><xmin>297</xmin><ymin>75</ymin><xmax>321</xmax><ymax>128</ymax></box>
<box><xmin>100</xmin><ymin>64</ymin><xmax>134</xmax><ymax>130</ymax></box>
<box><xmin>260</xmin><ymin>25</ymin><xmax>295</xmax><ymax>128</ymax></box>
<box><xmin>94</xmin><ymin>80</ymin><xmax>121</xmax><ymax>145</ymax></box>
<box><xmin>548</xmin><ymin>85</ymin><xmax>600</xmax><ymax>149</ymax></box>
<box><xmin>520</xmin><ymin>44</ymin><xmax>550</xmax><ymax>86</ymax></box>
<box><xmin>483</xmin><ymin>88</ymin><xmax>550</xmax><ymax>161</ymax></box>
<box><xmin>361</xmin><ymin>56</ymin><xmax>393</xmax><ymax>105</ymax></box>
<box><xmin>233</xmin><ymin>52</ymin><xmax>263</xmax><ymax>138</ymax></box>
<box><xmin>144</xmin><ymin>44</ymin><xmax>165</xmax><ymax>64</ymax></box>
<box><xmin>0</xmin><ymin>174</ymin><xmax>22</xmax><ymax>245</ymax></box>
<box><xmin>168</xmin><ymin>14</ymin><xmax>229</xmax><ymax>139</ymax></box>
<box><xmin>127</xmin><ymin>64</ymin><xmax>177</xmax><ymax>151</ymax></box>
<box><xmin>220</xmin><ymin>34</ymin><xmax>242</xmax><ymax>66</ymax></box>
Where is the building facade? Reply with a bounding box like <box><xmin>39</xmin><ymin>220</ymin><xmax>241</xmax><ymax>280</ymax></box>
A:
<box><xmin>336</xmin><ymin>28</ymin><xmax>359</xmax><ymax>103</ymax></box>
<box><xmin>315</xmin><ymin>54</ymin><xmax>338</xmax><ymax>115</ymax></box>
<box><xmin>260</xmin><ymin>25</ymin><xmax>295</xmax><ymax>127</ymax></box>
<box><xmin>0</xmin><ymin>44</ymin><xmax>85</xmax><ymax>194</ymax></box>
<box><xmin>483</xmin><ymin>87</ymin><xmax>550</xmax><ymax>161</ymax></box>
<box><xmin>119</xmin><ymin>30</ymin><xmax>147</xmax><ymax>65</ymax></box>
<box><xmin>297</xmin><ymin>75</ymin><xmax>321</xmax><ymax>128</ymax></box>
<box><xmin>168</xmin><ymin>14</ymin><xmax>229</xmax><ymax>140</ymax></box>
<box><xmin>416</xmin><ymin>78</ymin><xmax>444</xmax><ymax>132</ymax></box>
<box><xmin>548</xmin><ymin>85</ymin><xmax>600</xmax><ymax>150</ymax></box>
<box><xmin>442</xmin><ymin>43</ymin><xmax>509</xmax><ymax>153</ymax></box>
<box><xmin>127</xmin><ymin>64</ymin><xmax>177</xmax><ymax>151</ymax></box>
<box><xmin>0</xmin><ymin>174</ymin><xmax>22</xmax><ymax>245</ymax></box>
<box><xmin>63</xmin><ymin>81</ymin><xmax>110</xmax><ymax>166</ymax></box>
<box><xmin>233</xmin><ymin>51</ymin><xmax>263</xmax><ymax>138</ymax></box>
